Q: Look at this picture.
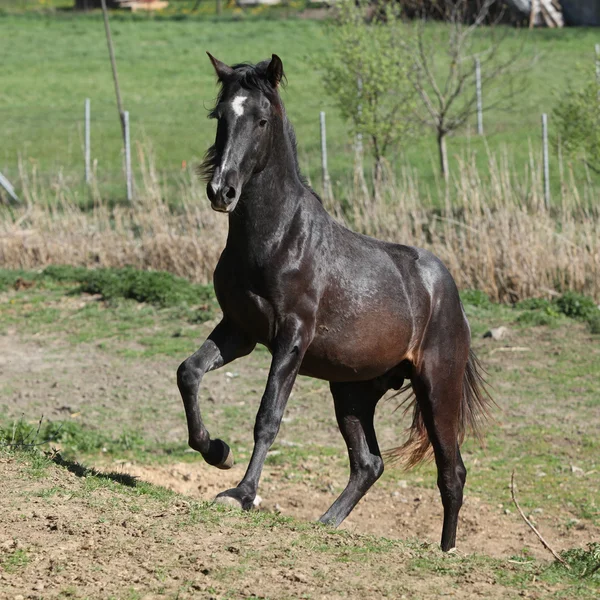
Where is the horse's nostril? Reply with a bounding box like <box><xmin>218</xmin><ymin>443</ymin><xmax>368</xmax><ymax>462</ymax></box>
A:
<box><xmin>207</xmin><ymin>182</ymin><xmax>217</xmax><ymax>202</ymax></box>
<box><xmin>225</xmin><ymin>186</ymin><xmax>236</xmax><ymax>200</ymax></box>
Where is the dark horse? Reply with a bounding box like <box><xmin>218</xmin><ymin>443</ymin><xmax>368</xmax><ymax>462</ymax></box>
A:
<box><xmin>177</xmin><ymin>53</ymin><xmax>491</xmax><ymax>551</ymax></box>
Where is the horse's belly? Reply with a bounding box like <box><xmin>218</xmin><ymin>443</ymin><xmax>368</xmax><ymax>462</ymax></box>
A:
<box><xmin>300</xmin><ymin>317</ymin><xmax>413</xmax><ymax>382</ymax></box>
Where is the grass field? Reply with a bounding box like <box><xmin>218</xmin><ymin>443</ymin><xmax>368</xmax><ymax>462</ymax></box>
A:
<box><xmin>0</xmin><ymin>267</ymin><xmax>599</xmax><ymax>597</ymax></box>
<box><xmin>1</xmin><ymin>6</ymin><xmax>599</xmax><ymax>202</ymax></box>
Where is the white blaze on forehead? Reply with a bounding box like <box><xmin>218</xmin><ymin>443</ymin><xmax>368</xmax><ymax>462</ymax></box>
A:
<box><xmin>231</xmin><ymin>95</ymin><xmax>247</xmax><ymax>117</ymax></box>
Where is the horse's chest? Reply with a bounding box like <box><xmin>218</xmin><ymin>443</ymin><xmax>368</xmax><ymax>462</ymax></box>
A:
<box><xmin>217</xmin><ymin>281</ymin><xmax>276</xmax><ymax>344</ymax></box>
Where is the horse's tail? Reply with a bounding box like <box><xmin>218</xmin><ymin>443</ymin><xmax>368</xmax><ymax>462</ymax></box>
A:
<box><xmin>383</xmin><ymin>349</ymin><xmax>493</xmax><ymax>469</ymax></box>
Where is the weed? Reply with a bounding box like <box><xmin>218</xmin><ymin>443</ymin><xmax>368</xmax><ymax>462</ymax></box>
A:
<box><xmin>516</xmin><ymin>309</ymin><xmax>559</xmax><ymax>327</ymax></box>
<box><xmin>461</xmin><ymin>289</ymin><xmax>492</xmax><ymax>308</ymax></box>
<box><xmin>586</xmin><ymin>313</ymin><xmax>600</xmax><ymax>334</ymax></box>
<box><xmin>515</xmin><ymin>297</ymin><xmax>553</xmax><ymax>311</ymax></box>
<box><xmin>555</xmin><ymin>543</ymin><xmax>600</xmax><ymax>579</ymax></box>
<box><xmin>0</xmin><ymin>548</ymin><xmax>30</xmax><ymax>573</ymax></box>
<box><xmin>554</xmin><ymin>291</ymin><xmax>599</xmax><ymax>321</ymax></box>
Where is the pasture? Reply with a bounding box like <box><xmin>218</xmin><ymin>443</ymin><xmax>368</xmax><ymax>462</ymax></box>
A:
<box><xmin>1</xmin><ymin>8</ymin><xmax>599</xmax><ymax>201</ymax></box>
<box><xmin>1</xmin><ymin>269</ymin><xmax>599</xmax><ymax>598</ymax></box>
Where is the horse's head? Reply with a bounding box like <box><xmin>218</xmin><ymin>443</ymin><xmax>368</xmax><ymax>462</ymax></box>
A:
<box><xmin>202</xmin><ymin>53</ymin><xmax>285</xmax><ymax>213</ymax></box>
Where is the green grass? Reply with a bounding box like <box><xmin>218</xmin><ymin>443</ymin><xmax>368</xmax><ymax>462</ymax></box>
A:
<box><xmin>0</xmin><ymin>11</ymin><xmax>598</xmax><ymax>202</ymax></box>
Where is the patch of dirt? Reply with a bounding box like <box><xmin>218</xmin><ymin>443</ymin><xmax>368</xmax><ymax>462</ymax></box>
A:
<box><xmin>109</xmin><ymin>459</ymin><xmax>597</xmax><ymax>561</ymax></box>
<box><xmin>0</xmin><ymin>456</ymin><xmax>568</xmax><ymax>600</ymax></box>
<box><xmin>1</xmin><ymin>323</ymin><xmax>599</xmax><ymax>598</ymax></box>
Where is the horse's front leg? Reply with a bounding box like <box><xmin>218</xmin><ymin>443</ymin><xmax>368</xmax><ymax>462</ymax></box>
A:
<box><xmin>177</xmin><ymin>318</ymin><xmax>255</xmax><ymax>469</ymax></box>
<box><xmin>214</xmin><ymin>316</ymin><xmax>312</xmax><ymax>509</ymax></box>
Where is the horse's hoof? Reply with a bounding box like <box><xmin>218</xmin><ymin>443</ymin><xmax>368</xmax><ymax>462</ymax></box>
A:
<box><xmin>216</xmin><ymin>445</ymin><xmax>234</xmax><ymax>470</ymax></box>
<box><xmin>204</xmin><ymin>438</ymin><xmax>234</xmax><ymax>469</ymax></box>
<box><xmin>213</xmin><ymin>495</ymin><xmax>243</xmax><ymax>509</ymax></box>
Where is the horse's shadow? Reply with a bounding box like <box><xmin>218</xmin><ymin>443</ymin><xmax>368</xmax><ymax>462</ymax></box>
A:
<box><xmin>50</xmin><ymin>452</ymin><xmax>138</xmax><ymax>488</ymax></box>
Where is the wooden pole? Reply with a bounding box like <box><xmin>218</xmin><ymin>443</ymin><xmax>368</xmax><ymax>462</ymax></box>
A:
<box><xmin>319</xmin><ymin>111</ymin><xmax>330</xmax><ymax>199</ymax></box>
<box><xmin>100</xmin><ymin>0</ymin><xmax>126</xmax><ymax>142</ymax></box>
<box><xmin>124</xmin><ymin>111</ymin><xmax>132</xmax><ymax>202</ymax></box>
<box><xmin>85</xmin><ymin>98</ymin><xmax>91</xmax><ymax>184</ymax></box>
<box><xmin>475</xmin><ymin>57</ymin><xmax>483</xmax><ymax>135</ymax></box>
<box><xmin>542</xmin><ymin>113</ymin><xmax>550</xmax><ymax>210</ymax></box>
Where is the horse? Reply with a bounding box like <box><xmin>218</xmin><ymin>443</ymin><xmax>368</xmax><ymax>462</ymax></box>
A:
<box><xmin>177</xmin><ymin>53</ymin><xmax>492</xmax><ymax>552</ymax></box>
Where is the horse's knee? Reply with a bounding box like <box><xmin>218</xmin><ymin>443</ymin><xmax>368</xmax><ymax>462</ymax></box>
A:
<box><xmin>457</xmin><ymin>462</ymin><xmax>467</xmax><ymax>487</ymax></box>
<box><xmin>354</xmin><ymin>454</ymin><xmax>384</xmax><ymax>486</ymax></box>
<box><xmin>177</xmin><ymin>358</ymin><xmax>200</xmax><ymax>393</ymax></box>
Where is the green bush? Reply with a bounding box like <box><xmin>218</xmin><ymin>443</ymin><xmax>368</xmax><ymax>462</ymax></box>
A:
<box><xmin>516</xmin><ymin>310</ymin><xmax>558</xmax><ymax>327</ymax></box>
<box><xmin>554</xmin><ymin>291</ymin><xmax>598</xmax><ymax>321</ymax></box>
<box><xmin>553</xmin><ymin>79</ymin><xmax>600</xmax><ymax>174</ymax></box>
<box><xmin>552</xmin><ymin>542</ymin><xmax>600</xmax><ymax>579</ymax></box>
<box><xmin>71</xmin><ymin>267</ymin><xmax>213</xmax><ymax>308</ymax></box>
<box><xmin>515</xmin><ymin>297</ymin><xmax>553</xmax><ymax>311</ymax></box>
<box><xmin>587</xmin><ymin>313</ymin><xmax>600</xmax><ymax>335</ymax></box>
<box><xmin>460</xmin><ymin>289</ymin><xmax>491</xmax><ymax>308</ymax></box>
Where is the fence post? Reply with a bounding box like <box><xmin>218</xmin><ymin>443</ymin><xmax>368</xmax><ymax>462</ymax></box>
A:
<box><xmin>85</xmin><ymin>98</ymin><xmax>91</xmax><ymax>184</ymax></box>
<box><xmin>475</xmin><ymin>57</ymin><xmax>483</xmax><ymax>135</ymax></box>
<box><xmin>356</xmin><ymin>76</ymin><xmax>363</xmax><ymax>156</ymax></box>
<box><xmin>0</xmin><ymin>171</ymin><xmax>20</xmax><ymax>204</ymax></box>
<box><xmin>542</xmin><ymin>113</ymin><xmax>550</xmax><ymax>210</ymax></box>
<box><xmin>319</xmin><ymin>111</ymin><xmax>330</xmax><ymax>199</ymax></box>
<box><xmin>595</xmin><ymin>44</ymin><xmax>600</xmax><ymax>104</ymax></box>
<box><xmin>124</xmin><ymin>110</ymin><xmax>132</xmax><ymax>202</ymax></box>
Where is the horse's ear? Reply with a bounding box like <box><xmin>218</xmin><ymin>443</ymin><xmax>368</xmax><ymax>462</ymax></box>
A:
<box><xmin>266</xmin><ymin>54</ymin><xmax>284</xmax><ymax>89</ymax></box>
<box><xmin>207</xmin><ymin>52</ymin><xmax>234</xmax><ymax>81</ymax></box>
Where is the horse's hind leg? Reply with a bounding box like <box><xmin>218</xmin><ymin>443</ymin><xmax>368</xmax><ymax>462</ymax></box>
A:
<box><xmin>411</xmin><ymin>354</ymin><xmax>467</xmax><ymax>552</ymax></box>
<box><xmin>177</xmin><ymin>319</ymin><xmax>255</xmax><ymax>468</ymax></box>
<box><xmin>319</xmin><ymin>380</ymin><xmax>385</xmax><ymax>527</ymax></box>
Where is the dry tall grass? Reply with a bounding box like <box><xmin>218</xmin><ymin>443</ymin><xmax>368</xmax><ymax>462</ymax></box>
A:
<box><xmin>1</xmin><ymin>146</ymin><xmax>598</xmax><ymax>302</ymax></box>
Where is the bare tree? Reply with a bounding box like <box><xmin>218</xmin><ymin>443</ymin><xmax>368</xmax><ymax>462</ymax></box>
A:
<box><xmin>405</xmin><ymin>0</ymin><xmax>529</xmax><ymax>181</ymax></box>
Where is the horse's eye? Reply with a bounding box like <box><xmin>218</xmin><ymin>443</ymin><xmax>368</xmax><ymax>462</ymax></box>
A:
<box><xmin>259</xmin><ymin>119</ymin><xmax>268</xmax><ymax>128</ymax></box>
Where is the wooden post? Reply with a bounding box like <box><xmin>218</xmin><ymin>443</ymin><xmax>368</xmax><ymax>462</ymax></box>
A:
<box><xmin>475</xmin><ymin>57</ymin><xmax>483</xmax><ymax>135</ymax></box>
<box><xmin>100</xmin><ymin>0</ymin><xmax>126</xmax><ymax>143</ymax></box>
<box><xmin>85</xmin><ymin>98</ymin><xmax>91</xmax><ymax>184</ymax></box>
<box><xmin>542</xmin><ymin>113</ymin><xmax>550</xmax><ymax>210</ymax></box>
<box><xmin>124</xmin><ymin>111</ymin><xmax>132</xmax><ymax>202</ymax></box>
<box><xmin>216</xmin><ymin>0</ymin><xmax>222</xmax><ymax>16</ymax></box>
<box><xmin>319</xmin><ymin>111</ymin><xmax>330</xmax><ymax>199</ymax></box>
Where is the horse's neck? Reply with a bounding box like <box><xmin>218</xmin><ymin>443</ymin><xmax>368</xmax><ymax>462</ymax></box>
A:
<box><xmin>226</xmin><ymin>125</ymin><xmax>307</xmax><ymax>253</ymax></box>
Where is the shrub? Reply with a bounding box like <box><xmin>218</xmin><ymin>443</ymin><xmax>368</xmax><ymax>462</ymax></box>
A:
<box><xmin>553</xmin><ymin>291</ymin><xmax>598</xmax><ymax>321</ymax></box>
<box><xmin>460</xmin><ymin>289</ymin><xmax>491</xmax><ymax>308</ymax></box>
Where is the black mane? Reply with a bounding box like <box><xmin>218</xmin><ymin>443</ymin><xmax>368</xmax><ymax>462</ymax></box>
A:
<box><xmin>199</xmin><ymin>59</ymin><xmax>322</xmax><ymax>204</ymax></box>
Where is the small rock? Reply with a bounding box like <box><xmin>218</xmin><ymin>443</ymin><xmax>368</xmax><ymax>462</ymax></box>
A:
<box><xmin>571</xmin><ymin>465</ymin><xmax>584</xmax><ymax>475</ymax></box>
<box><xmin>33</xmin><ymin>582</ymin><xmax>44</xmax><ymax>591</ymax></box>
<box><xmin>483</xmin><ymin>326</ymin><xmax>508</xmax><ymax>341</ymax></box>
<box><xmin>504</xmin><ymin>508</ymin><xmax>511</xmax><ymax>515</ymax></box>
<box><xmin>398</xmin><ymin>480</ymin><xmax>408</xmax><ymax>489</ymax></box>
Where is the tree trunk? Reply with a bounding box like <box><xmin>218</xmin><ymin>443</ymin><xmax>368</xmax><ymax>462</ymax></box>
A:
<box><xmin>438</xmin><ymin>131</ymin><xmax>449</xmax><ymax>182</ymax></box>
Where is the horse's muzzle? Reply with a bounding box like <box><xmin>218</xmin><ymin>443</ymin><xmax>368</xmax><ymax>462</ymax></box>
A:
<box><xmin>207</xmin><ymin>180</ymin><xmax>239</xmax><ymax>213</ymax></box>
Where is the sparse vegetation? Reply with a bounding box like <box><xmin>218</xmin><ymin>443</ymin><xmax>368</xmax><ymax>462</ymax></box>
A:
<box><xmin>1</xmin><ymin>146</ymin><xmax>599</xmax><ymax>304</ymax></box>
